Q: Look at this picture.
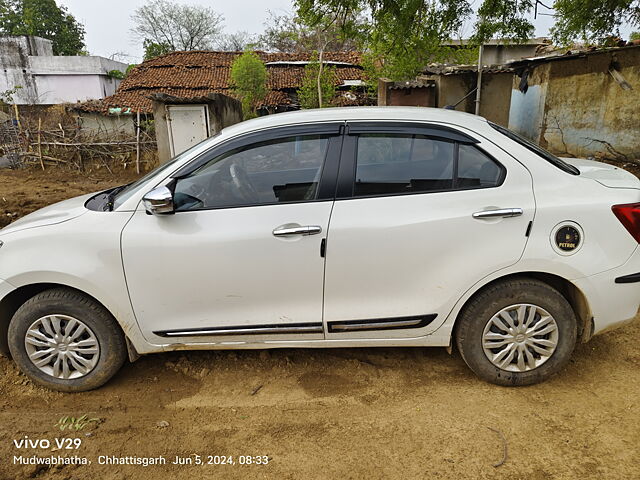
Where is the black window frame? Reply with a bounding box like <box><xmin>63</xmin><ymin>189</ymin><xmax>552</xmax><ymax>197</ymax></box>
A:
<box><xmin>168</xmin><ymin>123</ymin><xmax>345</xmax><ymax>212</ymax></box>
<box><xmin>335</xmin><ymin>122</ymin><xmax>506</xmax><ymax>199</ymax></box>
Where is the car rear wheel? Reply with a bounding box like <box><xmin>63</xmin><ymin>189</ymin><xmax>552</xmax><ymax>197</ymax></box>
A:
<box><xmin>455</xmin><ymin>278</ymin><xmax>577</xmax><ymax>386</ymax></box>
<box><xmin>8</xmin><ymin>288</ymin><xmax>127</xmax><ymax>392</ymax></box>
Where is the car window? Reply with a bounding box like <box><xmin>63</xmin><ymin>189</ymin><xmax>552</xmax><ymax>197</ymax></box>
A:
<box><xmin>173</xmin><ymin>135</ymin><xmax>329</xmax><ymax>211</ymax></box>
<box><xmin>354</xmin><ymin>134</ymin><xmax>455</xmax><ymax>196</ymax></box>
<box><xmin>457</xmin><ymin>144</ymin><xmax>503</xmax><ymax>188</ymax></box>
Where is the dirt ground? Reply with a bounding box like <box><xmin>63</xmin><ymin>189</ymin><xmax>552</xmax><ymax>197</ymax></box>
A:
<box><xmin>1</xmin><ymin>166</ymin><xmax>639</xmax><ymax>480</ymax></box>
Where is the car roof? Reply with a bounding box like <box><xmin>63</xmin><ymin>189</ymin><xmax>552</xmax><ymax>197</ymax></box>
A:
<box><xmin>219</xmin><ymin>107</ymin><xmax>488</xmax><ymax>139</ymax></box>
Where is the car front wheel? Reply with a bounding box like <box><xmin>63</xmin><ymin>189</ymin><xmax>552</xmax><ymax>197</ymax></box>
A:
<box><xmin>8</xmin><ymin>288</ymin><xmax>127</xmax><ymax>392</ymax></box>
<box><xmin>455</xmin><ymin>278</ymin><xmax>577</xmax><ymax>386</ymax></box>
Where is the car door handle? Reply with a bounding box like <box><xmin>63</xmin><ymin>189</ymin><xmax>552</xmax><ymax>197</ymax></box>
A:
<box><xmin>272</xmin><ymin>225</ymin><xmax>322</xmax><ymax>236</ymax></box>
<box><xmin>472</xmin><ymin>208</ymin><xmax>523</xmax><ymax>219</ymax></box>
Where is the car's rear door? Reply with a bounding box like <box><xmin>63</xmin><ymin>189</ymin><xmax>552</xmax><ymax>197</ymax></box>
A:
<box><xmin>121</xmin><ymin>123</ymin><xmax>343</xmax><ymax>343</ymax></box>
<box><xmin>323</xmin><ymin>121</ymin><xmax>536</xmax><ymax>339</ymax></box>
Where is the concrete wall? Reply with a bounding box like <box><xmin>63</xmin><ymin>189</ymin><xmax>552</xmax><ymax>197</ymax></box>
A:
<box><xmin>482</xmin><ymin>44</ymin><xmax>539</xmax><ymax>65</ymax></box>
<box><xmin>433</xmin><ymin>72</ymin><xmax>513</xmax><ymax>127</ymax></box>
<box><xmin>153</xmin><ymin>102</ymin><xmax>172</xmax><ymax>166</ymax></box>
<box><xmin>434</xmin><ymin>75</ymin><xmax>474</xmax><ymax>111</ymax></box>
<box><xmin>386</xmin><ymin>88</ymin><xmax>436</xmax><ymax>107</ymax></box>
<box><xmin>378</xmin><ymin>72</ymin><xmax>512</xmax><ymax>127</ymax></box>
<box><xmin>78</xmin><ymin>113</ymin><xmax>135</xmax><ymax>136</ymax></box>
<box><xmin>477</xmin><ymin>73</ymin><xmax>513</xmax><ymax>127</ymax></box>
<box><xmin>508</xmin><ymin>47</ymin><xmax>640</xmax><ymax>158</ymax></box>
<box><xmin>0</xmin><ymin>36</ymin><xmax>127</xmax><ymax>105</ymax></box>
<box><xmin>0</xmin><ymin>36</ymin><xmax>52</xmax><ymax>57</ymax></box>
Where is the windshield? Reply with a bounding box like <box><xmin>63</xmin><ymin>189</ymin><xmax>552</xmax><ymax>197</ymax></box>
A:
<box><xmin>112</xmin><ymin>137</ymin><xmax>217</xmax><ymax>210</ymax></box>
<box><xmin>489</xmin><ymin>122</ymin><xmax>579</xmax><ymax>175</ymax></box>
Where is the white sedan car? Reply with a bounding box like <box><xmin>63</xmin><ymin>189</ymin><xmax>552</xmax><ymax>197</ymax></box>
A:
<box><xmin>1</xmin><ymin>107</ymin><xmax>639</xmax><ymax>391</ymax></box>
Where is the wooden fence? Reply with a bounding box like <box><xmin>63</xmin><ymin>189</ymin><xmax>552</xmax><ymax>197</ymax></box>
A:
<box><xmin>0</xmin><ymin>106</ymin><xmax>157</xmax><ymax>173</ymax></box>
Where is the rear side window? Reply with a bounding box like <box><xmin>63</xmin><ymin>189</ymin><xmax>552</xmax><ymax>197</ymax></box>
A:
<box><xmin>457</xmin><ymin>144</ymin><xmax>502</xmax><ymax>188</ymax></box>
<box><xmin>489</xmin><ymin>122</ymin><xmax>579</xmax><ymax>175</ymax></box>
<box><xmin>355</xmin><ymin>134</ymin><xmax>454</xmax><ymax>196</ymax></box>
<box><xmin>353</xmin><ymin>134</ymin><xmax>503</xmax><ymax>197</ymax></box>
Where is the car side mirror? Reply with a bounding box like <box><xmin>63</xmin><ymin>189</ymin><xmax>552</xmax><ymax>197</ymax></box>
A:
<box><xmin>142</xmin><ymin>186</ymin><xmax>174</xmax><ymax>215</ymax></box>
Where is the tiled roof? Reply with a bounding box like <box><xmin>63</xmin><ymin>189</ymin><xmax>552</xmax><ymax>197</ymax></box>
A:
<box><xmin>77</xmin><ymin>51</ymin><xmax>367</xmax><ymax>114</ymax></box>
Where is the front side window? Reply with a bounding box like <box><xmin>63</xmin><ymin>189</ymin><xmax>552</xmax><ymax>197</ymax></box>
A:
<box><xmin>173</xmin><ymin>135</ymin><xmax>329</xmax><ymax>211</ymax></box>
<box><xmin>354</xmin><ymin>134</ymin><xmax>455</xmax><ymax>196</ymax></box>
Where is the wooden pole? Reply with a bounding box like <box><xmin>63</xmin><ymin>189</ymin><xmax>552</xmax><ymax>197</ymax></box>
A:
<box><xmin>136</xmin><ymin>110</ymin><xmax>141</xmax><ymax>174</ymax></box>
<box><xmin>13</xmin><ymin>104</ymin><xmax>21</xmax><ymax>131</ymax></box>
<box><xmin>474</xmin><ymin>43</ymin><xmax>484</xmax><ymax>115</ymax></box>
<box><xmin>37</xmin><ymin>117</ymin><xmax>44</xmax><ymax>170</ymax></box>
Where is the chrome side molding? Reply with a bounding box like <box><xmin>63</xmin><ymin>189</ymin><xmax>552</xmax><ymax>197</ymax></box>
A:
<box><xmin>327</xmin><ymin>314</ymin><xmax>437</xmax><ymax>333</ymax></box>
<box><xmin>154</xmin><ymin>323</ymin><xmax>324</xmax><ymax>337</ymax></box>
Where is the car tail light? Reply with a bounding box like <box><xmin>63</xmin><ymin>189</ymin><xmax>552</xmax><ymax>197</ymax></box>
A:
<box><xmin>612</xmin><ymin>203</ymin><xmax>640</xmax><ymax>243</ymax></box>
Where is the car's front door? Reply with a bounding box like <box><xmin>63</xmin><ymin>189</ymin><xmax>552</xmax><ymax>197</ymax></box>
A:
<box><xmin>323</xmin><ymin>122</ymin><xmax>536</xmax><ymax>339</ymax></box>
<box><xmin>122</xmin><ymin>124</ymin><xmax>343</xmax><ymax>343</ymax></box>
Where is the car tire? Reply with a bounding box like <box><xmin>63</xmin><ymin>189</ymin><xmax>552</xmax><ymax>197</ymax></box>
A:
<box><xmin>8</xmin><ymin>288</ymin><xmax>127</xmax><ymax>392</ymax></box>
<box><xmin>455</xmin><ymin>278</ymin><xmax>577</xmax><ymax>386</ymax></box>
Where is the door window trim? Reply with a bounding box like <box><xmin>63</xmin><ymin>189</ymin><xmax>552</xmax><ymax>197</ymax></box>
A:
<box><xmin>335</xmin><ymin>123</ymin><xmax>506</xmax><ymax>200</ymax></box>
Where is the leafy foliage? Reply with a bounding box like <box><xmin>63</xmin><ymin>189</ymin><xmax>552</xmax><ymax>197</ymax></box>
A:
<box><xmin>552</xmin><ymin>0</ymin><xmax>640</xmax><ymax>45</ymax></box>
<box><xmin>131</xmin><ymin>0</ymin><xmax>224</xmax><ymax>51</ymax></box>
<box><xmin>297</xmin><ymin>0</ymin><xmax>479</xmax><ymax>80</ymax></box>
<box><xmin>297</xmin><ymin>55</ymin><xmax>337</xmax><ymax>108</ymax></box>
<box><xmin>259</xmin><ymin>10</ymin><xmax>364</xmax><ymax>52</ymax></box>
<box><xmin>473</xmin><ymin>0</ymin><xmax>535</xmax><ymax>44</ymax></box>
<box><xmin>107</xmin><ymin>69</ymin><xmax>125</xmax><ymax>80</ymax></box>
<box><xmin>0</xmin><ymin>85</ymin><xmax>22</xmax><ymax>104</ymax></box>
<box><xmin>143</xmin><ymin>39</ymin><xmax>173</xmax><ymax>60</ymax></box>
<box><xmin>230</xmin><ymin>52</ymin><xmax>268</xmax><ymax>119</ymax></box>
<box><xmin>0</xmin><ymin>0</ymin><xmax>85</xmax><ymax>55</ymax></box>
<box><xmin>295</xmin><ymin>0</ymin><xmax>640</xmax><ymax>81</ymax></box>
<box><xmin>632</xmin><ymin>31</ymin><xmax>640</xmax><ymax>40</ymax></box>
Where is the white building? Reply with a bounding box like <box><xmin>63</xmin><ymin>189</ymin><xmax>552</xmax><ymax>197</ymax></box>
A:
<box><xmin>0</xmin><ymin>35</ymin><xmax>128</xmax><ymax>105</ymax></box>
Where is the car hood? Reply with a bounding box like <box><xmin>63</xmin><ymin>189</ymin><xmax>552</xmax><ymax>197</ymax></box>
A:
<box><xmin>562</xmin><ymin>158</ymin><xmax>640</xmax><ymax>189</ymax></box>
<box><xmin>0</xmin><ymin>193</ymin><xmax>93</xmax><ymax>235</ymax></box>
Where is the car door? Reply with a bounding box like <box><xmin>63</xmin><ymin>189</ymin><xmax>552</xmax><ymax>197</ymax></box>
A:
<box><xmin>121</xmin><ymin>124</ymin><xmax>343</xmax><ymax>343</ymax></box>
<box><xmin>323</xmin><ymin>122</ymin><xmax>536</xmax><ymax>339</ymax></box>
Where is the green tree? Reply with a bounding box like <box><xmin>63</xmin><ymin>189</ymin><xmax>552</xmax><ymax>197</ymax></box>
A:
<box><xmin>259</xmin><ymin>10</ymin><xmax>364</xmax><ymax>52</ymax></box>
<box><xmin>296</xmin><ymin>0</ymin><xmax>476</xmax><ymax>80</ymax></box>
<box><xmin>0</xmin><ymin>0</ymin><xmax>85</xmax><ymax>55</ymax></box>
<box><xmin>295</xmin><ymin>0</ymin><xmax>640</xmax><ymax>80</ymax></box>
<box><xmin>143</xmin><ymin>39</ymin><xmax>173</xmax><ymax>60</ymax></box>
<box><xmin>631</xmin><ymin>31</ymin><xmax>640</xmax><ymax>40</ymax></box>
<box><xmin>230</xmin><ymin>51</ymin><xmax>268</xmax><ymax>119</ymax></box>
<box><xmin>298</xmin><ymin>55</ymin><xmax>337</xmax><ymax>108</ymax></box>
<box><xmin>552</xmin><ymin>0</ymin><xmax>640</xmax><ymax>45</ymax></box>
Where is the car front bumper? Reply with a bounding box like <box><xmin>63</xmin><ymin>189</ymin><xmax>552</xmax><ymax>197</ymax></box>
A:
<box><xmin>574</xmin><ymin>246</ymin><xmax>640</xmax><ymax>336</ymax></box>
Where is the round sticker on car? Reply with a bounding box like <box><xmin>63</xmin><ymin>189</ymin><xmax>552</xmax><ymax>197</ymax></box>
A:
<box><xmin>550</xmin><ymin>222</ymin><xmax>584</xmax><ymax>255</ymax></box>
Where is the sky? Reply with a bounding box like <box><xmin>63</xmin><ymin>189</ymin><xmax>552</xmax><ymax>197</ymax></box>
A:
<box><xmin>58</xmin><ymin>0</ymin><xmax>292</xmax><ymax>62</ymax></box>
<box><xmin>58</xmin><ymin>0</ymin><xmax>634</xmax><ymax>64</ymax></box>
